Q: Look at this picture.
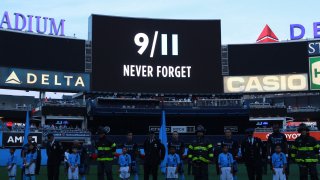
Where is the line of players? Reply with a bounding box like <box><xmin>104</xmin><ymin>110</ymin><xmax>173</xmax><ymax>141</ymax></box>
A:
<box><xmin>94</xmin><ymin>123</ymin><xmax>319</xmax><ymax>180</ymax></box>
<box><xmin>5</xmin><ymin>123</ymin><xmax>319</xmax><ymax>180</ymax></box>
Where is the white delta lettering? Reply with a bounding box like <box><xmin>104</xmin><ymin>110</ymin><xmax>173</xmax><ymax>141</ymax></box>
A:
<box><xmin>225</xmin><ymin>74</ymin><xmax>307</xmax><ymax>93</ymax></box>
<box><xmin>26</xmin><ymin>73</ymin><xmax>85</xmax><ymax>87</ymax></box>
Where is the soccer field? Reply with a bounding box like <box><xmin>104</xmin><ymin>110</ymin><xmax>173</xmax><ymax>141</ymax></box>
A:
<box><xmin>0</xmin><ymin>164</ymin><xmax>319</xmax><ymax>180</ymax></box>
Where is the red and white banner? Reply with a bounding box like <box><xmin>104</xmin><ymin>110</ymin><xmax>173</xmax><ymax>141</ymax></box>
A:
<box><xmin>254</xmin><ymin>131</ymin><xmax>320</xmax><ymax>141</ymax></box>
<box><xmin>286</xmin><ymin>122</ymin><xmax>317</xmax><ymax>127</ymax></box>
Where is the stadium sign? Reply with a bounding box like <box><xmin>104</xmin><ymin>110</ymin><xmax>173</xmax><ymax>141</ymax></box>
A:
<box><xmin>223</xmin><ymin>74</ymin><xmax>308</xmax><ymax>93</ymax></box>
<box><xmin>149</xmin><ymin>126</ymin><xmax>195</xmax><ymax>133</ymax></box>
<box><xmin>309</xmin><ymin>57</ymin><xmax>320</xmax><ymax>90</ymax></box>
<box><xmin>0</xmin><ymin>67</ymin><xmax>90</xmax><ymax>92</ymax></box>
<box><xmin>308</xmin><ymin>41</ymin><xmax>320</xmax><ymax>56</ymax></box>
<box><xmin>52</xmin><ymin>132</ymin><xmax>91</xmax><ymax>137</ymax></box>
<box><xmin>254</xmin><ymin>131</ymin><xmax>320</xmax><ymax>141</ymax></box>
<box><xmin>2</xmin><ymin>132</ymin><xmax>42</xmax><ymax>147</ymax></box>
<box><xmin>290</xmin><ymin>22</ymin><xmax>320</xmax><ymax>40</ymax></box>
<box><xmin>0</xmin><ymin>11</ymin><xmax>65</xmax><ymax>36</ymax></box>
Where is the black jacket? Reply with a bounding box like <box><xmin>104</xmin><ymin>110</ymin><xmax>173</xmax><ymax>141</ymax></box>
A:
<box><xmin>241</xmin><ymin>136</ymin><xmax>264</xmax><ymax>164</ymax></box>
<box><xmin>46</xmin><ymin>140</ymin><xmax>63</xmax><ymax>165</ymax></box>
<box><xmin>291</xmin><ymin>135</ymin><xmax>320</xmax><ymax>164</ymax></box>
<box><xmin>188</xmin><ymin>137</ymin><xmax>213</xmax><ymax>164</ymax></box>
<box><xmin>143</xmin><ymin>137</ymin><xmax>165</xmax><ymax>165</ymax></box>
<box><xmin>96</xmin><ymin>137</ymin><xmax>116</xmax><ymax>161</ymax></box>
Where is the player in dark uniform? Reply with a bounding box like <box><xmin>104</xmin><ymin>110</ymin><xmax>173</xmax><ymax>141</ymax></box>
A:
<box><xmin>267</xmin><ymin>123</ymin><xmax>288</xmax><ymax>177</ymax></box>
<box><xmin>168</xmin><ymin>131</ymin><xmax>185</xmax><ymax>180</ymax></box>
<box><xmin>123</xmin><ymin>131</ymin><xmax>140</xmax><ymax>180</ymax></box>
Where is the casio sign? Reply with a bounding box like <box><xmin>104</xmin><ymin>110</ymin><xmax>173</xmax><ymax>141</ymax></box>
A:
<box><xmin>224</xmin><ymin>74</ymin><xmax>308</xmax><ymax>93</ymax></box>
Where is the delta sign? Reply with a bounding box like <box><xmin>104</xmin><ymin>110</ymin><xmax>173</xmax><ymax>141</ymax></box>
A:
<box><xmin>290</xmin><ymin>22</ymin><xmax>320</xmax><ymax>40</ymax></box>
<box><xmin>0</xmin><ymin>67</ymin><xmax>90</xmax><ymax>92</ymax></box>
<box><xmin>257</xmin><ymin>23</ymin><xmax>320</xmax><ymax>41</ymax></box>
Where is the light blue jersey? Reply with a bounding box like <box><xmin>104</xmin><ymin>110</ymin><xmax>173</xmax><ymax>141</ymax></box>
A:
<box><xmin>68</xmin><ymin>153</ymin><xmax>80</xmax><ymax>167</ymax></box>
<box><xmin>167</xmin><ymin>153</ymin><xmax>180</xmax><ymax>167</ymax></box>
<box><xmin>118</xmin><ymin>154</ymin><xmax>132</xmax><ymax>167</ymax></box>
<box><xmin>272</xmin><ymin>152</ymin><xmax>287</xmax><ymax>168</ymax></box>
<box><xmin>218</xmin><ymin>152</ymin><xmax>233</xmax><ymax>167</ymax></box>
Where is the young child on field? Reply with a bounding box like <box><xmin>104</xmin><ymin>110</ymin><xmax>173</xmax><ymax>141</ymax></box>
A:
<box><xmin>68</xmin><ymin>147</ymin><xmax>80</xmax><ymax>180</ymax></box>
<box><xmin>272</xmin><ymin>145</ymin><xmax>287</xmax><ymax>180</ymax></box>
<box><xmin>24</xmin><ymin>144</ymin><xmax>37</xmax><ymax>180</ymax></box>
<box><xmin>64</xmin><ymin>149</ymin><xmax>70</xmax><ymax>176</ymax></box>
<box><xmin>7</xmin><ymin>148</ymin><xmax>17</xmax><ymax>180</ymax></box>
<box><xmin>218</xmin><ymin>144</ymin><xmax>234</xmax><ymax>180</ymax></box>
<box><xmin>118</xmin><ymin>147</ymin><xmax>132</xmax><ymax>180</ymax></box>
<box><xmin>166</xmin><ymin>146</ymin><xmax>180</xmax><ymax>180</ymax></box>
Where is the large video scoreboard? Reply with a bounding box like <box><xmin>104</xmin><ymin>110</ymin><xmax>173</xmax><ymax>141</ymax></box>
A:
<box><xmin>89</xmin><ymin>15</ymin><xmax>222</xmax><ymax>94</ymax></box>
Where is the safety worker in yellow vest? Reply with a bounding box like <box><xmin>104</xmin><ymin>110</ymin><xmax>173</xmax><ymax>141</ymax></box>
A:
<box><xmin>96</xmin><ymin>127</ymin><xmax>117</xmax><ymax>180</ymax></box>
<box><xmin>291</xmin><ymin>123</ymin><xmax>319</xmax><ymax>180</ymax></box>
<box><xmin>187</xmin><ymin>125</ymin><xmax>214</xmax><ymax>180</ymax></box>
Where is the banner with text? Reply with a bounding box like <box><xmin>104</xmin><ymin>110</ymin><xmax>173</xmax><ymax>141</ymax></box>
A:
<box><xmin>2</xmin><ymin>132</ymin><xmax>42</xmax><ymax>147</ymax></box>
<box><xmin>224</xmin><ymin>74</ymin><xmax>308</xmax><ymax>93</ymax></box>
<box><xmin>0</xmin><ymin>67</ymin><xmax>90</xmax><ymax>92</ymax></box>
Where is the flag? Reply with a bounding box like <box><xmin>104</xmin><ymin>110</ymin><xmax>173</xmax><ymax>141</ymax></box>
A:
<box><xmin>159</xmin><ymin>110</ymin><xmax>168</xmax><ymax>174</ymax></box>
<box><xmin>23</xmin><ymin>110</ymin><xmax>30</xmax><ymax>145</ymax></box>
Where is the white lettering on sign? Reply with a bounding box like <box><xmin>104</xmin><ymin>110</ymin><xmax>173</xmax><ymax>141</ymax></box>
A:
<box><xmin>7</xmin><ymin>135</ymin><xmax>38</xmax><ymax>143</ymax></box>
<box><xmin>171</xmin><ymin>126</ymin><xmax>187</xmax><ymax>133</ymax></box>
<box><xmin>134</xmin><ymin>32</ymin><xmax>179</xmax><ymax>57</ymax></box>
<box><xmin>308</xmin><ymin>42</ymin><xmax>320</xmax><ymax>54</ymax></box>
<box><xmin>123</xmin><ymin>65</ymin><xmax>191</xmax><ymax>78</ymax></box>
<box><xmin>123</xmin><ymin>65</ymin><xmax>153</xmax><ymax>77</ymax></box>
<box><xmin>25</xmin><ymin>73</ymin><xmax>86</xmax><ymax>87</ymax></box>
<box><xmin>265</xmin><ymin>133</ymin><xmax>301</xmax><ymax>141</ymax></box>
<box><xmin>224</xmin><ymin>74</ymin><xmax>308</xmax><ymax>93</ymax></box>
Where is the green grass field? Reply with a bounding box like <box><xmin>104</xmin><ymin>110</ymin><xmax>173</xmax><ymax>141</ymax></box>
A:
<box><xmin>0</xmin><ymin>164</ymin><xmax>318</xmax><ymax>179</ymax></box>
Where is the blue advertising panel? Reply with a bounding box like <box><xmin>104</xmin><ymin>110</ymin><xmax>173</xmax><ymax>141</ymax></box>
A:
<box><xmin>308</xmin><ymin>41</ymin><xmax>320</xmax><ymax>56</ymax></box>
<box><xmin>0</xmin><ymin>67</ymin><xmax>90</xmax><ymax>92</ymax></box>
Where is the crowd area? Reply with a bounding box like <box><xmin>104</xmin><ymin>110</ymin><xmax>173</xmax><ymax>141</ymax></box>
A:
<box><xmin>4</xmin><ymin>123</ymin><xmax>320</xmax><ymax>180</ymax></box>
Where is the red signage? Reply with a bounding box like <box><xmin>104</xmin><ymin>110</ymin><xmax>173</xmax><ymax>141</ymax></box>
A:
<box><xmin>286</xmin><ymin>122</ymin><xmax>317</xmax><ymax>127</ymax></box>
<box><xmin>254</xmin><ymin>131</ymin><xmax>320</xmax><ymax>141</ymax></box>
<box><xmin>6</xmin><ymin>122</ymin><xmax>13</xmax><ymax>127</ymax></box>
<box><xmin>256</xmin><ymin>24</ymin><xmax>279</xmax><ymax>43</ymax></box>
